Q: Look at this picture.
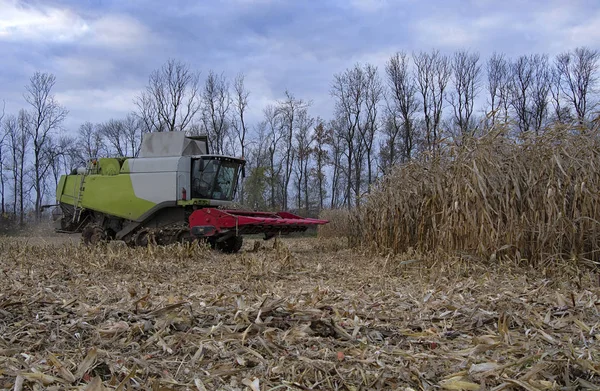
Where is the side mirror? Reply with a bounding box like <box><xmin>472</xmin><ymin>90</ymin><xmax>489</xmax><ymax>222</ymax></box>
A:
<box><xmin>241</xmin><ymin>166</ymin><xmax>246</xmax><ymax>178</ymax></box>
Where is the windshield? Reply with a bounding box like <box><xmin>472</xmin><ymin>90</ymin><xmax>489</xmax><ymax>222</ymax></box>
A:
<box><xmin>192</xmin><ymin>158</ymin><xmax>240</xmax><ymax>201</ymax></box>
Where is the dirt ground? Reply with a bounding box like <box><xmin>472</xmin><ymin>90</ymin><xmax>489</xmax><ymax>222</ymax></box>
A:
<box><xmin>0</xmin><ymin>235</ymin><xmax>599</xmax><ymax>390</ymax></box>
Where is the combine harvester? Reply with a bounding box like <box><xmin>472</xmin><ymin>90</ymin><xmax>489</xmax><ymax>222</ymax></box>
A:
<box><xmin>53</xmin><ymin>132</ymin><xmax>327</xmax><ymax>252</ymax></box>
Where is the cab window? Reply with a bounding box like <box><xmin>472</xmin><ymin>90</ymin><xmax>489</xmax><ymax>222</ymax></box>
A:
<box><xmin>191</xmin><ymin>159</ymin><xmax>239</xmax><ymax>201</ymax></box>
<box><xmin>213</xmin><ymin>162</ymin><xmax>236</xmax><ymax>200</ymax></box>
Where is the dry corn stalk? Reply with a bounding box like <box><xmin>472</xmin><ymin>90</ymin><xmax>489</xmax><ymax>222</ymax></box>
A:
<box><xmin>354</xmin><ymin>127</ymin><xmax>600</xmax><ymax>266</ymax></box>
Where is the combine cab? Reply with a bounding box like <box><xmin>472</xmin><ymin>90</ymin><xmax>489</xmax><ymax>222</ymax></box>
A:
<box><xmin>53</xmin><ymin>132</ymin><xmax>327</xmax><ymax>252</ymax></box>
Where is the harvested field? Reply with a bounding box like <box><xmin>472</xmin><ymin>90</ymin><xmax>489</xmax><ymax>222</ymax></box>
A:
<box><xmin>0</xmin><ymin>237</ymin><xmax>599</xmax><ymax>390</ymax></box>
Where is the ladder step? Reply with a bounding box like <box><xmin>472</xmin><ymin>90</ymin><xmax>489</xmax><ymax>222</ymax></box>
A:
<box><xmin>72</xmin><ymin>170</ymin><xmax>88</xmax><ymax>223</ymax></box>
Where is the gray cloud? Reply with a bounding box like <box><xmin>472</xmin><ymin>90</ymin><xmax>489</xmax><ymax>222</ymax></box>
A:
<box><xmin>0</xmin><ymin>0</ymin><xmax>598</xmax><ymax>133</ymax></box>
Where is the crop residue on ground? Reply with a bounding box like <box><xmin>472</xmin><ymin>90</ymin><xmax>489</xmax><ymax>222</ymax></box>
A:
<box><xmin>0</xmin><ymin>237</ymin><xmax>599</xmax><ymax>390</ymax></box>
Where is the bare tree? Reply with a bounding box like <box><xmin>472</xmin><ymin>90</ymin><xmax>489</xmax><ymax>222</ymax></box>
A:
<box><xmin>293</xmin><ymin>109</ymin><xmax>315</xmax><ymax>214</ymax></box>
<box><xmin>555</xmin><ymin>47</ymin><xmax>600</xmax><ymax>124</ymax></box>
<box><xmin>329</xmin><ymin>62</ymin><xmax>381</xmax><ymax>206</ymax></box>
<box><xmin>231</xmin><ymin>73</ymin><xmax>249</xmax><ymax>201</ymax></box>
<box><xmin>59</xmin><ymin>136</ymin><xmax>84</xmax><ymax>176</ymax></box>
<box><xmin>24</xmin><ymin>72</ymin><xmax>68</xmax><ymax>220</ymax></box>
<box><xmin>509</xmin><ymin>54</ymin><xmax>551</xmax><ymax>134</ymax></box>
<box><xmin>550</xmin><ymin>66</ymin><xmax>569</xmax><ymax>123</ymax></box>
<box><xmin>510</xmin><ymin>55</ymin><xmax>534</xmax><ymax>133</ymax></box>
<box><xmin>3</xmin><ymin>115</ymin><xmax>16</xmax><ymax>217</ymax></box>
<box><xmin>201</xmin><ymin>71</ymin><xmax>232</xmax><ymax>155</ymax></box>
<box><xmin>263</xmin><ymin>105</ymin><xmax>284</xmax><ymax>209</ymax></box>
<box><xmin>0</xmin><ymin>119</ymin><xmax>6</xmax><ymax>216</ymax></box>
<box><xmin>0</xmin><ymin>100</ymin><xmax>4</xmax><ymax>128</ymax></box>
<box><xmin>331</xmin><ymin>64</ymin><xmax>366</xmax><ymax>207</ymax></box>
<box><xmin>277</xmin><ymin>91</ymin><xmax>310</xmax><ymax>211</ymax></box>
<box><xmin>232</xmin><ymin>73</ymin><xmax>249</xmax><ymax>157</ymax></box>
<box><xmin>0</xmin><ymin>100</ymin><xmax>6</xmax><ymax>215</ymax></box>
<box><xmin>243</xmin><ymin>122</ymin><xmax>271</xmax><ymax>209</ymax></box>
<box><xmin>449</xmin><ymin>50</ymin><xmax>481</xmax><ymax>137</ymax></box>
<box><xmin>100</xmin><ymin>119</ymin><xmax>126</xmax><ymax>156</ymax></box>
<box><xmin>122</xmin><ymin>113</ymin><xmax>144</xmax><ymax>157</ymax></box>
<box><xmin>414</xmin><ymin>50</ymin><xmax>451</xmax><ymax>153</ymax></box>
<box><xmin>247</xmin><ymin>122</ymin><xmax>270</xmax><ymax>174</ymax></box>
<box><xmin>9</xmin><ymin>110</ymin><xmax>31</xmax><ymax>224</ymax></box>
<box><xmin>379</xmin><ymin>114</ymin><xmax>401</xmax><ymax>173</ymax></box>
<box><xmin>78</xmin><ymin>122</ymin><xmax>105</xmax><ymax>161</ymax></box>
<box><xmin>47</xmin><ymin>136</ymin><xmax>74</xmax><ymax>189</ymax></box>
<box><xmin>385</xmin><ymin>52</ymin><xmax>419</xmax><ymax>165</ymax></box>
<box><xmin>486</xmin><ymin>53</ymin><xmax>510</xmax><ymax>126</ymax></box>
<box><xmin>361</xmin><ymin>64</ymin><xmax>383</xmax><ymax>186</ymax></box>
<box><xmin>530</xmin><ymin>54</ymin><xmax>551</xmax><ymax>133</ymax></box>
<box><xmin>312</xmin><ymin>120</ymin><xmax>329</xmax><ymax>211</ymax></box>
<box><xmin>96</xmin><ymin>114</ymin><xmax>142</xmax><ymax>157</ymax></box>
<box><xmin>326</xmin><ymin>119</ymin><xmax>346</xmax><ymax>209</ymax></box>
<box><xmin>498</xmin><ymin>61</ymin><xmax>512</xmax><ymax>124</ymax></box>
<box><xmin>135</xmin><ymin>59</ymin><xmax>201</xmax><ymax>133</ymax></box>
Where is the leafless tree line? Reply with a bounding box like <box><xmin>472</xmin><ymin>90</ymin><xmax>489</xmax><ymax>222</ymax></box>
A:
<box><xmin>326</xmin><ymin>47</ymin><xmax>599</xmax><ymax>209</ymax></box>
<box><xmin>134</xmin><ymin>59</ymin><xmax>250</xmax><ymax>157</ymax></box>
<box><xmin>0</xmin><ymin>73</ymin><xmax>69</xmax><ymax>224</ymax></box>
<box><xmin>1</xmin><ymin>47</ymin><xmax>598</xmax><ymax>225</ymax></box>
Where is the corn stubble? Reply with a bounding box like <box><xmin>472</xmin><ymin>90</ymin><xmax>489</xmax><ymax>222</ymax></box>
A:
<box><xmin>354</xmin><ymin>128</ymin><xmax>600</xmax><ymax>266</ymax></box>
<box><xmin>0</xmin><ymin>235</ymin><xmax>599</xmax><ymax>390</ymax></box>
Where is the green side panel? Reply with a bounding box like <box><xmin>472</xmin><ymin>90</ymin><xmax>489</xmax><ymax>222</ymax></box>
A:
<box><xmin>99</xmin><ymin>158</ymin><xmax>120</xmax><ymax>175</ymax></box>
<box><xmin>58</xmin><ymin>173</ymin><xmax>156</xmax><ymax>221</ymax></box>
<box><xmin>120</xmin><ymin>159</ymin><xmax>130</xmax><ymax>173</ymax></box>
<box><xmin>58</xmin><ymin>174</ymin><xmax>84</xmax><ymax>206</ymax></box>
<box><xmin>56</xmin><ymin>176</ymin><xmax>67</xmax><ymax>202</ymax></box>
<box><xmin>177</xmin><ymin>199</ymin><xmax>210</xmax><ymax>206</ymax></box>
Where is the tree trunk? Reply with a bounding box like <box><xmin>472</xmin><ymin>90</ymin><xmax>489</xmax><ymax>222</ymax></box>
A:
<box><xmin>269</xmin><ymin>152</ymin><xmax>276</xmax><ymax>209</ymax></box>
<box><xmin>1</xmin><ymin>174</ymin><xmax>5</xmax><ymax>216</ymax></box>
<box><xmin>19</xmin><ymin>160</ymin><xmax>24</xmax><ymax>226</ymax></box>
<box><xmin>34</xmin><ymin>147</ymin><xmax>42</xmax><ymax>220</ymax></box>
<box><xmin>0</xmin><ymin>148</ymin><xmax>4</xmax><ymax>216</ymax></box>
<box><xmin>303</xmin><ymin>159</ymin><xmax>309</xmax><ymax>216</ymax></box>
<box><xmin>330</xmin><ymin>161</ymin><xmax>338</xmax><ymax>209</ymax></box>
<box><xmin>345</xmin><ymin>150</ymin><xmax>352</xmax><ymax>208</ymax></box>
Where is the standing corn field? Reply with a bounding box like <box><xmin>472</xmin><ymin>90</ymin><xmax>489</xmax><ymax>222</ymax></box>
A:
<box><xmin>355</xmin><ymin>126</ymin><xmax>600</xmax><ymax>266</ymax></box>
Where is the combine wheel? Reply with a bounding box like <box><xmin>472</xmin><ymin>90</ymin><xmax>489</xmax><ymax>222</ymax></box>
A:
<box><xmin>216</xmin><ymin>236</ymin><xmax>243</xmax><ymax>253</ymax></box>
<box><xmin>176</xmin><ymin>229</ymin><xmax>193</xmax><ymax>244</ymax></box>
<box><xmin>82</xmin><ymin>225</ymin><xmax>107</xmax><ymax>246</ymax></box>
<box><xmin>134</xmin><ymin>230</ymin><xmax>156</xmax><ymax>247</ymax></box>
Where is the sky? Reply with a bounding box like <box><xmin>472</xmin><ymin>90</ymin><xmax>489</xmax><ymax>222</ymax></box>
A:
<box><xmin>1</xmin><ymin>0</ymin><xmax>599</xmax><ymax>133</ymax></box>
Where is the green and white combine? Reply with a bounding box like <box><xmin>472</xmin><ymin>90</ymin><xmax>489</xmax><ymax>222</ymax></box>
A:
<box><xmin>54</xmin><ymin>131</ymin><xmax>327</xmax><ymax>253</ymax></box>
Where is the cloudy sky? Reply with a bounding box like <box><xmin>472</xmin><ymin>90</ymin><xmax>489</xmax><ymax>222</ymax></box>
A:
<box><xmin>1</xmin><ymin>0</ymin><xmax>599</xmax><ymax>133</ymax></box>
